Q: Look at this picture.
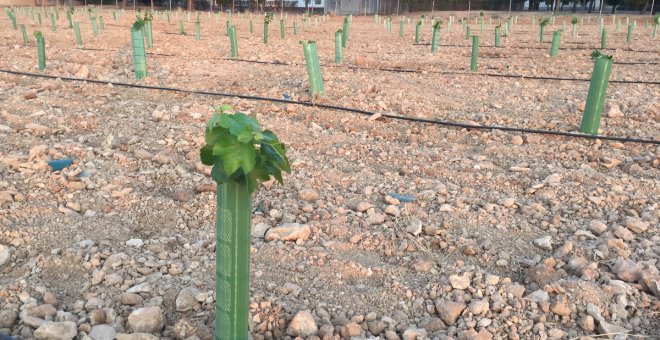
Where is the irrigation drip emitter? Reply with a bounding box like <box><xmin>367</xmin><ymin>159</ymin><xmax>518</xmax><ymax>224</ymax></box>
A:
<box><xmin>0</xmin><ymin>69</ymin><xmax>656</xmax><ymax>146</ymax></box>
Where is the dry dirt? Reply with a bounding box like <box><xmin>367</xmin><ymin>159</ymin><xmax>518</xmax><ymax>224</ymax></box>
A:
<box><xmin>0</xmin><ymin>6</ymin><xmax>659</xmax><ymax>340</ymax></box>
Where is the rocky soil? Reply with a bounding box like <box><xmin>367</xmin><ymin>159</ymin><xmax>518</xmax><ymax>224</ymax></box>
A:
<box><xmin>1</xmin><ymin>6</ymin><xmax>659</xmax><ymax>340</ymax></box>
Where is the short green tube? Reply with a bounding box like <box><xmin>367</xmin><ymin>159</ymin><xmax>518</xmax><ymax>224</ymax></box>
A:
<box><xmin>68</xmin><ymin>12</ymin><xmax>73</xmax><ymax>28</ymax></box>
<box><xmin>550</xmin><ymin>30</ymin><xmax>561</xmax><ymax>57</ymax></box>
<box><xmin>342</xmin><ymin>18</ymin><xmax>348</xmax><ymax>47</ymax></box>
<box><xmin>100</xmin><ymin>16</ymin><xmax>105</xmax><ymax>31</ymax></box>
<box><xmin>495</xmin><ymin>26</ymin><xmax>501</xmax><ymax>47</ymax></box>
<box><xmin>653</xmin><ymin>24</ymin><xmax>658</xmax><ymax>40</ymax></box>
<box><xmin>74</xmin><ymin>22</ymin><xmax>83</xmax><ymax>47</ymax></box>
<box><xmin>145</xmin><ymin>20</ymin><xmax>153</xmax><ymax>48</ymax></box>
<box><xmin>8</xmin><ymin>11</ymin><xmax>17</xmax><ymax>29</ymax></box>
<box><xmin>131</xmin><ymin>26</ymin><xmax>147</xmax><ymax>80</ymax></box>
<box><xmin>50</xmin><ymin>13</ymin><xmax>56</xmax><ymax>32</ymax></box>
<box><xmin>540</xmin><ymin>24</ymin><xmax>545</xmax><ymax>42</ymax></box>
<box><xmin>263</xmin><ymin>21</ymin><xmax>269</xmax><ymax>44</ymax></box>
<box><xmin>179</xmin><ymin>20</ymin><xmax>185</xmax><ymax>34</ymax></box>
<box><xmin>215</xmin><ymin>181</ymin><xmax>251</xmax><ymax>340</ymax></box>
<box><xmin>35</xmin><ymin>31</ymin><xmax>45</xmax><ymax>70</ymax></box>
<box><xmin>579</xmin><ymin>56</ymin><xmax>613</xmax><ymax>135</ymax></box>
<box><xmin>92</xmin><ymin>17</ymin><xmax>98</xmax><ymax>36</ymax></box>
<box><xmin>399</xmin><ymin>19</ymin><xmax>404</xmax><ymax>38</ymax></box>
<box><xmin>470</xmin><ymin>35</ymin><xmax>478</xmax><ymax>72</ymax></box>
<box><xmin>465</xmin><ymin>25</ymin><xmax>470</xmax><ymax>40</ymax></box>
<box><xmin>617</xmin><ymin>18</ymin><xmax>621</xmax><ymax>32</ymax></box>
<box><xmin>335</xmin><ymin>30</ymin><xmax>343</xmax><ymax>63</ymax></box>
<box><xmin>280</xmin><ymin>19</ymin><xmax>284</xmax><ymax>39</ymax></box>
<box><xmin>293</xmin><ymin>21</ymin><xmax>297</xmax><ymax>35</ymax></box>
<box><xmin>415</xmin><ymin>21</ymin><xmax>421</xmax><ymax>44</ymax></box>
<box><xmin>229</xmin><ymin>26</ymin><xmax>238</xmax><ymax>59</ymax></box>
<box><xmin>626</xmin><ymin>24</ymin><xmax>631</xmax><ymax>45</ymax></box>
<box><xmin>601</xmin><ymin>28</ymin><xmax>606</xmax><ymax>49</ymax></box>
<box><xmin>195</xmin><ymin>21</ymin><xmax>200</xmax><ymax>40</ymax></box>
<box><xmin>431</xmin><ymin>26</ymin><xmax>439</xmax><ymax>53</ymax></box>
<box><xmin>38</xmin><ymin>13</ymin><xmax>42</xmax><ymax>25</ymax></box>
<box><xmin>249</xmin><ymin>18</ymin><xmax>253</xmax><ymax>33</ymax></box>
<box><xmin>303</xmin><ymin>42</ymin><xmax>318</xmax><ymax>95</ymax></box>
<box><xmin>20</xmin><ymin>24</ymin><xmax>29</xmax><ymax>45</ymax></box>
<box><xmin>571</xmin><ymin>23</ymin><xmax>576</xmax><ymax>37</ymax></box>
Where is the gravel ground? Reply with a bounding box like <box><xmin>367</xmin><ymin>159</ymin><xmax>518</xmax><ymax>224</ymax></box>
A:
<box><xmin>0</xmin><ymin>6</ymin><xmax>659</xmax><ymax>340</ymax></box>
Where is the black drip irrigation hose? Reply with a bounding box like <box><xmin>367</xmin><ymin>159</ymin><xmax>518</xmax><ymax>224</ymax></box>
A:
<box><xmin>412</xmin><ymin>42</ymin><xmax>659</xmax><ymax>53</ymax></box>
<box><xmin>1</xmin><ymin>68</ymin><xmax>657</xmax><ymax>145</ymax></box>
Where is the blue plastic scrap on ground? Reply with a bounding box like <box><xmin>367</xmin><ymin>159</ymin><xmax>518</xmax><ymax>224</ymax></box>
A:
<box><xmin>47</xmin><ymin>158</ymin><xmax>74</xmax><ymax>171</ymax></box>
<box><xmin>387</xmin><ymin>193</ymin><xmax>415</xmax><ymax>203</ymax></box>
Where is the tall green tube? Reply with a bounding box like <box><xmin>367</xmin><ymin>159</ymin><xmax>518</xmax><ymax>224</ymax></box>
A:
<box><xmin>92</xmin><ymin>17</ymin><xmax>98</xmax><ymax>36</ymax></box>
<box><xmin>335</xmin><ymin>30</ymin><xmax>343</xmax><ymax>63</ymax></box>
<box><xmin>263</xmin><ymin>21</ymin><xmax>269</xmax><ymax>44</ymax></box>
<box><xmin>68</xmin><ymin>12</ymin><xmax>73</xmax><ymax>28</ymax></box>
<box><xmin>229</xmin><ymin>26</ymin><xmax>238</xmax><ymax>59</ymax></box>
<box><xmin>226</xmin><ymin>20</ymin><xmax>231</xmax><ymax>36</ymax></box>
<box><xmin>74</xmin><ymin>22</ymin><xmax>83</xmax><ymax>47</ymax></box>
<box><xmin>540</xmin><ymin>24</ymin><xmax>545</xmax><ymax>42</ymax></box>
<box><xmin>399</xmin><ymin>19</ymin><xmax>404</xmax><ymax>37</ymax></box>
<box><xmin>280</xmin><ymin>19</ymin><xmax>285</xmax><ymax>39</ymax></box>
<box><xmin>495</xmin><ymin>26</ymin><xmax>501</xmax><ymax>47</ymax></box>
<box><xmin>195</xmin><ymin>21</ymin><xmax>201</xmax><ymax>40</ymax></box>
<box><xmin>35</xmin><ymin>31</ymin><xmax>45</xmax><ymax>70</ymax></box>
<box><xmin>617</xmin><ymin>18</ymin><xmax>621</xmax><ymax>32</ymax></box>
<box><xmin>431</xmin><ymin>26</ymin><xmax>439</xmax><ymax>53</ymax></box>
<box><xmin>215</xmin><ymin>180</ymin><xmax>251</xmax><ymax>340</ymax></box>
<box><xmin>580</xmin><ymin>56</ymin><xmax>613</xmax><ymax>135</ymax></box>
<box><xmin>145</xmin><ymin>20</ymin><xmax>153</xmax><ymax>48</ymax></box>
<box><xmin>249</xmin><ymin>18</ymin><xmax>253</xmax><ymax>33</ymax></box>
<box><xmin>654</xmin><ymin>24</ymin><xmax>658</xmax><ymax>40</ymax></box>
<box><xmin>302</xmin><ymin>41</ymin><xmax>324</xmax><ymax>96</ymax></box>
<box><xmin>415</xmin><ymin>21</ymin><xmax>421</xmax><ymax>44</ymax></box>
<box><xmin>131</xmin><ymin>26</ymin><xmax>147</xmax><ymax>80</ymax></box>
<box><xmin>100</xmin><ymin>16</ymin><xmax>105</xmax><ymax>31</ymax></box>
<box><xmin>50</xmin><ymin>13</ymin><xmax>56</xmax><ymax>32</ymax></box>
<box><xmin>179</xmin><ymin>20</ymin><xmax>185</xmax><ymax>34</ymax></box>
<box><xmin>293</xmin><ymin>21</ymin><xmax>297</xmax><ymax>35</ymax></box>
<box><xmin>571</xmin><ymin>23</ymin><xmax>576</xmax><ymax>37</ymax></box>
<box><xmin>626</xmin><ymin>24</ymin><xmax>631</xmax><ymax>45</ymax></box>
<box><xmin>601</xmin><ymin>28</ymin><xmax>606</xmax><ymax>49</ymax></box>
<box><xmin>550</xmin><ymin>31</ymin><xmax>561</xmax><ymax>57</ymax></box>
<box><xmin>310</xmin><ymin>42</ymin><xmax>324</xmax><ymax>95</ymax></box>
<box><xmin>20</xmin><ymin>24</ymin><xmax>29</xmax><ymax>45</ymax></box>
<box><xmin>38</xmin><ymin>13</ymin><xmax>42</xmax><ymax>25</ymax></box>
<box><xmin>470</xmin><ymin>35</ymin><xmax>478</xmax><ymax>72</ymax></box>
<box><xmin>465</xmin><ymin>25</ymin><xmax>470</xmax><ymax>40</ymax></box>
<box><xmin>8</xmin><ymin>11</ymin><xmax>17</xmax><ymax>29</ymax></box>
<box><xmin>342</xmin><ymin>18</ymin><xmax>348</xmax><ymax>47</ymax></box>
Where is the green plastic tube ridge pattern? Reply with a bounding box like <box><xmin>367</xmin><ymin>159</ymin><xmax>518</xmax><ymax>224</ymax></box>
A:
<box><xmin>302</xmin><ymin>41</ymin><xmax>324</xmax><ymax>96</ymax></box>
<box><xmin>431</xmin><ymin>26</ymin><xmax>439</xmax><ymax>53</ymax></box>
<box><xmin>550</xmin><ymin>31</ymin><xmax>561</xmax><ymax>57</ymax></box>
<box><xmin>35</xmin><ymin>31</ymin><xmax>46</xmax><ymax>71</ymax></box>
<box><xmin>131</xmin><ymin>26</ymin><xmax>148</xmax><ymax>80</ymax></box>
<box><xmin>229</xmin><ymin>26</ymin><xmax>238</xmax><ymax>59</ymax></box>
<box><xmin>335</xmin><ymin>30</ymin><xmax>343</xmax><ymax>63</ymax></box>
<box><xmin>470</xmin><ymin>35</ymin><xmax>478</xmax><ymax>72</ymax></box>
<box><xmin>215</xmin><ymin>181</ymin><xmax>251</xmax><ymax>340</ymax></box>
<box><xmin>580</xmin><ymin>56</ymin><xmax>613</xmax><ymax>135</ymax></box>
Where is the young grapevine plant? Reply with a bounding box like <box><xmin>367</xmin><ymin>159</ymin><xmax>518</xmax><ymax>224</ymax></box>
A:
<box><xmin>200</xmin><ymin>106</ymin><xmax>290</xmax><ymax>193</ymax></box>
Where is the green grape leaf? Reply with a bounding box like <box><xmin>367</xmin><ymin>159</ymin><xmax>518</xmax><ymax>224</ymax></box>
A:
<box><xmin>200</xmin><ymin>144</ymin><xmax>214</xmax><ymax>165</ymax></box>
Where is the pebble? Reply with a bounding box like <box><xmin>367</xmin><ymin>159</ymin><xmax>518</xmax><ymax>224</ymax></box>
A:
<box><xmin>176</xmin><ymin>287</ymin><xmax>200</xmax><ymax>311</ymax></box>
<box><xmin>33</xmin><ymin>321</ymin><xmax>77</xmax><ymax>340</ymax></box>
<box><xmin>613</xmin><ymin>259</ymin><xmax>642</xmax><ymax>283</ymax></box>
<box><xmin>264</xmin><ymin>223</ymin><xmax>311</xmax><ymax>242</ymax></box>
<box><xmin>406</xmin><ymin>219</ymin><xmax>423</xmax><ymax>235</ymax></box>
<box><xmin>533</xmin><ymin>235</ymin><xmax>553</xmax><ymax>251</ymax></box>
<box><xmin>435</xmin><ymin>299</ymin><xmax>466</xmax><ymax>326</ymax></box>
<box><xmin>449</xmin><ymin>274</ymin><xmax>470</xmax><ymax>290</ymax></box>
<box><xmin>298</xmin><ymin>189</ymin><xmax>319</xmax><ymax>202</ymax></box>
<box><xmin>589</xmin><ymin>220</ymin><xmax>608</xmax><ymax>235</ymax></box>
<box><xmin>0</xmin><ymin>245</ymin><xmax>11</xmax><ymax>267</ymax></box>
<box><xmin>89</xmin><ymin>324</ymin><xmax>117</xmax><ymax>340</ymax></box>
<box><xmin>287</xmin><ymin>310</ymin><xmax>318</xmax><ymax>337</ymax></box>
<box><xmin>127</xmin><ymin>307</ymin><xmax>164</xmax><ymax>333</ymax></box>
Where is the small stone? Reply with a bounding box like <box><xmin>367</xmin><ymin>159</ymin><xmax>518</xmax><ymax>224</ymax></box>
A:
<box><xmin>366</xmin><ymin>214</ymin><xmax>386</xmax><ymax>225</ymax></box>
<box><xmin>550</xmin><ymin>294</ymin><xmax>571</xmax><ymax>316</ymax></box>
<box><xmin>88</xmin><ymin>309</ymin><xmax>106</xmax><ymax>325</ymax></box>
<box><xmin>299</xmin><ymin>189</ymin><xmax>319</xmax><ymax>202</ymax></box>
<box><xmin>340</xmin><ymin>322</ymin><xmax>362</xmax><ymax>337</ymax></box>
<box><xmin>525</xmin><ymin>290</ymin><xmax>550</xmax><ymax>303</ymax></box>
<box><xmin>356</xmin><ymin>202</ymin><xmax>373</xmax><ymax>212</ymax></box>
<box><xmin>606</xmin><ymin>103</ymin><xmax>624</xmax><ymax>118</ymax></box>
<box><xmin>613</xmin><ymin>258</ymin><xmax>642</xmax><ymax>283</ymax></box>
<box><xmin>176</xmin><ymin>287</ymin><xmax>200</xmax><ymax>312</ymax></box>
<box><xmin>533</xmin><ymin>235</ymin><xmax>553</xmax><ymax>251</ymax></box>
<box><xmin>384</xmin><ymin>205</ymin><xmax>400</xmax><ymax>216</ymax></box>
<box><xmin>287</xmin><ymin>310</ymin><xmax>318</xmax><ymax>337</ymax></box>
<box><xmin>435</xmin><ymin>299</ymin><xmax>466</xmax><ymax>326</ymax></box>
<box><xmin>265</xmin><ymin>223</ymin><xmax>311</xmax><ymax>242</ymax></box>
<box><xmin>613</xmin><ymin>225</ymin><xmax>634</xmax><ymax>241</ymax></box>
<box><xmin>589</xmin><ymin>220</ymin><xmax>608</xmax><ymax>235</ymax></box>
<box><xmin>28</xmin><ymin>304</ymin><xmax>57</xmax><ymax>318</ymax></box>
<box><xmin>449</xmin><ymin>274</ymin><xmax>470</xmax><ymax>290</ymax></box>
<box><xmin>384</xmin><ymin>195</ymin><xmax>400</xmax><ymax>205</ymax></box>
<box><xmin>251</xmin><ymin>222</ymin><xmax>270</xmax><ymax>238</ymax></box>
<box><xmin>578</xmin><ymin>315</ymin><xmax>595</xmax><ymax>332</ymax></box>
<box><xmin>623</xmin><ymin>217</ymin><xmax>649</xmax><ymax>234</ymax></box>
<box><xmin>0</xmin><ymin>310</ymin><xmax>18</xmax><ymax>328</ymax></box>
<box><xmin>118</xmin><ymin>293</ymin><xmax>143</xmax><ymax>306</ymax></box>
<box><xmin>547</xmin><ymin>328</ymin><xmax>565</xmax><ymax>340</ymax></box>
<box><xmin>406</xmin><ymin>219</ymin><xmax>423</xmax><ymax>236</ymax></box>
<box><xmin>89</xmin><ymin>324</ymin><xmax>116</xmax><ymax>340</ymax></box>
<box><xmin>33</xmin><ymin>321</ymin><xmax>77</xmax><ymax>340</ymax></box>
<box><xmin>125</xmin><ymin>239</ymin><xmax>144</xmax><ymax>247</ymax></box>
<box><xmin>402</xmin><ymin>327</ymin><xmax>427</xmax><ymax>340</ymax></box>
<box><xmin>468</xmin><ymin>299</ymin><xmax>489</xmax><ymax>315</ymax></box>
<box><xmin>126</xmin><ymin>283</ymin><xmax>152</xmax><ymax>293</ymax></box>
<box><xmin>511</xmin><ymin>135</ymin><xmax>524</xmax><ymax>145</ymax></box>
<box><xmin>544</xmin><ymin>174</ymin><xmax>561</xmax><ymax>184</ymax></box>
<box><xmin>133</xmin><ymin>149</ymin><xmax>153</xmax><ymax>160</ymax></box>
<box><xmin>127</xmin><ymin>307</ymin><xmax>164</xmax><ymax>333</ymax></box>
<box><xmin>75</xmin><ymin>65</ymin><xmax>90</xmax><ymax>79</ymax></box>
<box><xmin>597</xmin><ymin>321</ymin><xmax>629</xmax><ymax>339</ymax></box>
<box><xmin>116</xmin><ymin>334</ymin><xmax>158</xmax><ymax>340</ymax></box>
